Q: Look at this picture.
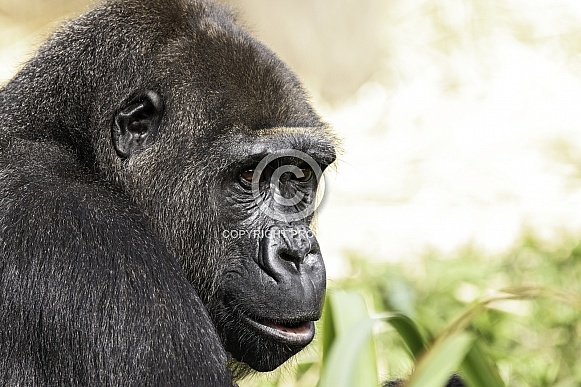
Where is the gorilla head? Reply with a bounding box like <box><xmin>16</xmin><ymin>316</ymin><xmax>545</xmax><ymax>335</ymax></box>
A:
<box><xmin>25</xmin><ymin>0</ymin><xmax>333</xmax><ymax>374</ymax></box>
<box><xmin>0</xmin><ymin>0</ymin><xmax>335</xmax><ymax>378</ymax></box>
<box><xmin>108</xmin><ymin>2</ymin><xmax>335</xmax><ymax>372</ymax></box>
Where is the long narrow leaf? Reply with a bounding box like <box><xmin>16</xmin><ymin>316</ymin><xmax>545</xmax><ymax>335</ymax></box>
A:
<box><xmin>319</xmin><ymin>290</ymin><xmax>378</xmax><ymax>387</ymax></box>
<box><xmin>329</xmin><ymin>290</ymin><xmax>371</xmax><ymax>335</ymax></box>
<box><xmin>460</xmin><ymin>343</ymin><xmax>505</xmax><ymax>387</ymax></box>
<box><xmin>319</xmin><ymin>318</ymin><xmax>377</xmax><ymax>387</ymax></box>
<box><xmin>377</xmin><ymin>312</ymin><xmax>427</xmax><ymax>359</ymax></box>
<box><xmin>407</xmin><ymin>332</ymin><xmax>474</xmax><ymax>387</ymax></box>
<box><xmin>321</xmin><ymin>293</ymin><xmax>336</xmax><ymax>366</ymax></box>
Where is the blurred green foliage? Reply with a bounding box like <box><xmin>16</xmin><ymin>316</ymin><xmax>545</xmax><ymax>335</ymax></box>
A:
<box><xmin>240</xmin><ymin>233</ymin><xmax>581</xmax><ymax>386</ymax></box>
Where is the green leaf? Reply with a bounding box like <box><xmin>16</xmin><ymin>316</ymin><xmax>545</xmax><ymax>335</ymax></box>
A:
<box><xmin>321</xmin><ymin>293</ymin><xmax>336</xmax><ymax>366</ymax></box>
<box><xmin>329</xmin><ymin>290</ymin><xmax>371</xmax><ymax>336</ymax></box>
<box><xmin>407</xmin><ymin>332</ymin><xmax>474</xmax><ymax>387</ymax></box>
<box><xmin>379</xmin><ymin>312</ymin><xmax>427</xmax><ymax>360</ymax></box>
<box><xmin>319</xmin><ymin>318</ymin><xmax>377</xmax><ymax>387</ymax></box>
<box><xmin>319</xmin><ymin>290</ymin><xmax>378</xmax><ymax>387</ymax></box>
<box><xmin>460</xmin><ymin>342</ymin><xmax>505</xmax><ymax>387</ymax></box>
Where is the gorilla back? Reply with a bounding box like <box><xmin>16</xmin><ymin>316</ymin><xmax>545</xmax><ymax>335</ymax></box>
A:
<box><xmin>0</xmin><ymin>0</ymin><xmax>336</xmax><ymax>385</ymax></box>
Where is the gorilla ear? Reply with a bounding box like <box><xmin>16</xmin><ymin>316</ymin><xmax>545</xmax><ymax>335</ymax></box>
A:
<box><xmin>112</xmin><ymin>90</ymin><xmax>164</xmax><ymax>158</ymax></box>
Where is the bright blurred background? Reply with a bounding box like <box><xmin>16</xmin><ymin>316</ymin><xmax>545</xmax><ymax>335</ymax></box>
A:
<box><xmin>2</xmin><ymin>0</ymin><xmax>581</xmax><ymax>385</ymax></box>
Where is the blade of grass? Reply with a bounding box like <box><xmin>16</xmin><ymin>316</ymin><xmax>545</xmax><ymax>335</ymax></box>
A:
<box><xmin>376</xmin><ymin>312</ymin><xmax>427</xmax><ymax>360</ymax></box>
<box><xmin>318</xmin><ymin>318</ymin><xmax>377</xmax><ymax>387</ymax></box>
<box><xmin>321</xmin><ymin>293</ymin><xmax>336</xmax><ymax>366</ymax></box>
<box><xmin>319</xmin><ymin>290</ymin><xmax>378</xmax><ymax>387</ymax></box>
<box><xmin>406</xmin><ymin>332</ymin><xmax>474</xmax><ymax>387</ymax></box>
<box><xmin>329</xmin><ymin>290</ymin><xmax>371</xmax><ymax>335</ymax></box>
<box><xmin>460</xmin><ymin>343</ymin><xmax>505</xmax><ymax>387</ymax></box>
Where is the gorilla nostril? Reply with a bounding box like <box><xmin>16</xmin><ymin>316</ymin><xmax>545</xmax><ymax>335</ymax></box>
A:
<box><xmin>279</xmin><ymin>250</ymin><xmax>302</xmax><ymax>264</ymax></box>
<box><xmin>279</xmin><ymin>251</ymin><xmax>292</xmax><ymax>261</ymax></box>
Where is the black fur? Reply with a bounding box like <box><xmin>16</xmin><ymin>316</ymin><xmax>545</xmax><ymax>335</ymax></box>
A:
<box><xmin>385</xmin><ymin>375</ymin><xmax>465</xmax><ymax>386</ymax></box>
<box><xmin>0</xmin><ymin>0</ymin><xmax>335</xmax><ymax>385</ymax></box>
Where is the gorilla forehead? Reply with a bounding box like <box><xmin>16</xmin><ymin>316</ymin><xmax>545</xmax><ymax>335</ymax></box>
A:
<box><xmin>152</xmin><ymin>1</ymin><xmax>321</xmax><ymax>133</ymax></box>
<box><xmin>165</xmin><ymin>127</ymin><xmax>336</xmax><ymax>179</ymax></box>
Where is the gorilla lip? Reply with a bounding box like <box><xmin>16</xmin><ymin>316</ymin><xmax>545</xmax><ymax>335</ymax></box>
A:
<box><xmin>242</xmin><ymin>315</ymin><xmax>315</xmax><ymax>345</ymax></box>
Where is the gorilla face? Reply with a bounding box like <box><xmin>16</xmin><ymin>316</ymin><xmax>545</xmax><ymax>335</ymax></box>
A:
<box><xmin>107</xmin><ymin>0</ymin><xmax>337</xmax><ymax>374</ymax></box>
<box><xmin>136</xmin><ymin>127</ymin><xmax>336</xmax><ymax>373</ymax></box>
<box><xmin>215</xmin><ymin>134</ymin><xmax>334</xmax><ymax>371</ymax></box>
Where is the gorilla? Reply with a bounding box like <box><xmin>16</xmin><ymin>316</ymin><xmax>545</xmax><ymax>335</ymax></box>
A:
<box><xmin>0</xmin><ymin>0</ymin><xmax>336</xmax><ymax>385</ymax></box>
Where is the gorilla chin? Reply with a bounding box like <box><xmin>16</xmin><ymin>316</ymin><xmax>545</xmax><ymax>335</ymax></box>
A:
<box><xmin>222</xmin><ymin>308</ymin><xmax>318</xmax><ymax>372</ymax></box>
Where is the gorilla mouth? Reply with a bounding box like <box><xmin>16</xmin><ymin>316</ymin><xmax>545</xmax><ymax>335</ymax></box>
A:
<box><xmin>242</xmin><ymin>315</ymin><xmax>315</xmax><ymax>346</ymax></box>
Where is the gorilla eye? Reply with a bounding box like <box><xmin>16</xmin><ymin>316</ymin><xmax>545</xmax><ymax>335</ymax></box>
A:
<box><xmin>294</xmin><ymin>167</ymin><xmax>313</xmax><ymax>182</ymax></box>
<box><xmin>241</xmin><ymin>169</ymin><xmax>255</xmax><ymax>183</ymax></box>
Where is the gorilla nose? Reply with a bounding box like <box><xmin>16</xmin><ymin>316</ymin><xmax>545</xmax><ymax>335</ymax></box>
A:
<box><xmin>258</xmin><ymin>224</ymin><xmax>323</xmax><ymax>283</ymax></box>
